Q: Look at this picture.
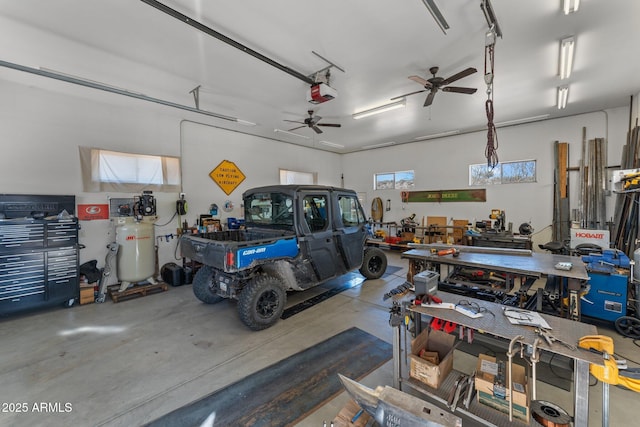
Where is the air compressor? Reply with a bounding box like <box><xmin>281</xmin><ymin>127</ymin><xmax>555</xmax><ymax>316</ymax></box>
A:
<box><xmin>114</xmin><ymin>191</ymin><xmax>158</xmax><ymax>291</ymax></box>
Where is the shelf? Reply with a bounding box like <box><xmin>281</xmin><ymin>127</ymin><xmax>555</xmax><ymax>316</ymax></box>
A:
<box><xmin>402</xmin><ymin>373</ymin><xmax>543</xmax><ymax>427</ymax></box>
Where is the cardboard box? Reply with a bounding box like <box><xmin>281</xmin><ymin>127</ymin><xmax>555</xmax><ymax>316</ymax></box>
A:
<box><xmin>80</xmin><ymin>284</ymin><xmax>95</xmax><ymax>305</ymax></box>
<box><xmin>409</xmin><ymin>329</ymin><xmax>456</xmax><ymax>388</ymax></box>
<box><xmin>475</xmin><ymin>354</ymin><xmax>530</xmax><ymax>422</ymax></box>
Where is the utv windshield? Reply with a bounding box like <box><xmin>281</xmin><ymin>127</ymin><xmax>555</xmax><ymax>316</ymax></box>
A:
<box><xmin>244</xmin><ymin>192</ymin><xmax>294</xmax><ymax>228</ymax></box>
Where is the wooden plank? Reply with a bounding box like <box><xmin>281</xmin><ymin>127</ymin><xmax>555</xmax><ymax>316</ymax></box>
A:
<box><xmin>108</xmin><ymin>282</ymin><xmax>168</xmax><ymax>303</ymax></box>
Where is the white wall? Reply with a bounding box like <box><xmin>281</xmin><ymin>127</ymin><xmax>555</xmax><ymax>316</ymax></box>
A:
<box><xmin>342</xmin><ymin>107</ymin><xmax>629</xmax><ymax>249</ymax></box>
<box><xmin>0</xmin><ymin>75</ymin><xmax>632</xmax><ymax>269</ymax></box>
<box><xmin>0</xmin><ymin>79</ymin><xmax>341</xmax><ymax>270</ymax></box>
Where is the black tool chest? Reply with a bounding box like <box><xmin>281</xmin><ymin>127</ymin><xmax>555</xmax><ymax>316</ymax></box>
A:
<box><xmin>0</xmin><ymin>195</ymin><xmax>79</xmax><ymax>315</ymax></box>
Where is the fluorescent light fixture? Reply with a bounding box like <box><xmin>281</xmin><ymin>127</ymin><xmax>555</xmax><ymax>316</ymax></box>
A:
<box><xmin>557</xmin><ymin>86</ymin><xmax>569</xmax><ymax>109</ymax></box>
<box><xmin>414</xmin><ymin>130</ymin><xmax>460</xmax><ymax>140</ymax></box>
<box><xmin>562</xmin><ymin>0</ymin><xmax>580</xmax><ymax>14</ymax></box>
<box><xmin>559</xmin><ymin>36</ymin><xmax>575</xmax><ymax>79</ymax></box>
<box><xmin>319</xmin><ymin>140</ymin><xmax>345</xmax><ymax>149</ymax></box>
<box><xmin>273</xmin><ymin>128</ymin><xmax>310</xmax><ymax>139</ymax></box>
<box><xmin>353</xmin><ymin>99</ymin><xmax>406</xmax><ymax>120</ymax></box>
<box><xmin>236</xmin><ymin>119</ymin><xmax>256</xmax><ymax>126</ymax></box>
<box><xmin>361</xmin><ymin>141</ymin><xmax>396</xmax><ymax>150</ymax></box>
<box><xmin>421</xmin><ymin>0</ymin><xmax>449</xmax><ymax>34</ymax></box>
<box><xmin>495</xmin><ymin>114</ymin><xmax>550</xmax><ymax>127</ymax></box>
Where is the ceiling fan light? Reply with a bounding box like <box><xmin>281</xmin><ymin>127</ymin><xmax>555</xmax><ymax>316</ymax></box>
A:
<box><xmin>562</xmin><ymin>0</ymin><xmax>580</xmax><ymax>14</ymax></box>
<box><xmin>353</xmin><ymin>99</ymin><xmax>406</xmax><ymax>120</ymax></box>
<box><xmin>557</xmin><ymin>86</ymin><xmax>569</xmax><ymax>109</ymax></box>
<box><xmin>559</xmin><ymin>36</ymin><xmax>575</xmax><ymax>79</ymax></box>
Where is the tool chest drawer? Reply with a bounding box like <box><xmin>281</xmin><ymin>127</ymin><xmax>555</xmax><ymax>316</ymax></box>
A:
<box><xmin>46</xmin><ymin>221</ymin><xmax>79</xmax><ymax>247</ymax></box>
<box><xmin>0</xmin><ymin>222</ymin><xmax>45</xmax><ymax>250</ymax></box>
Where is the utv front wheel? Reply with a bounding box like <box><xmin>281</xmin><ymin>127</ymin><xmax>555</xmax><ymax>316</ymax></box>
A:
<box><xmin>238</xmin><ymin>275</ymin><xmax>286</xmax><ymax>330</ymax></box>
<box><xmin>192</xmin><ymin>266</ymin><xmax>224</xmax><ymax>304</ymax></box>
<box><xmin>359</xmin><ymin>247</ymin><xmax>388</xmax><ymax>279</ymax></box>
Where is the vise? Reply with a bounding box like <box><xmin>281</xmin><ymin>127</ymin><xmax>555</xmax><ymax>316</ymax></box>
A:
<box><xmin>582</xmin><ymin>249</ymin><xmax>630</xmax><ymax>273</ymax></box>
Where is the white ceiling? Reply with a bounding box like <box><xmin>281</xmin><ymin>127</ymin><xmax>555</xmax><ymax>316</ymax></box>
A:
<box><xmin>1</xmin><ymin>0</ymin><xmax>639</xmax><ymax>153</ymax></box>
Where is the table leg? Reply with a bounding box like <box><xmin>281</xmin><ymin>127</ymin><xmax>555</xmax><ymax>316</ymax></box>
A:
<box><xmin>574</xmin><ymin>358</ymin><xmax>590</xmax><ymax>426</ymax></box>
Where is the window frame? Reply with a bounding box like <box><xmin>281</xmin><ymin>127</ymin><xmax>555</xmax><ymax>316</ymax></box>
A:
<box><xmin>468</xmin><ymin>160</ymin><xmax>536</xmax><ymax>186</ymax></box>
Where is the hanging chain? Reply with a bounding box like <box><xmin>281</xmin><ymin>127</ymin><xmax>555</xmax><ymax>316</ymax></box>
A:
<box><xmin>484</xmin><ymin>27</ymin><xmax>499</xmax><ymax>169</ymax></box>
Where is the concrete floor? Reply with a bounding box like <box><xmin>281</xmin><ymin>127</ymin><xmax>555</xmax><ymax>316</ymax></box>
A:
<box><xmin>0</xmin><ymin>251</ymin><xmax>637</xmax><ymax>427</ymax></box>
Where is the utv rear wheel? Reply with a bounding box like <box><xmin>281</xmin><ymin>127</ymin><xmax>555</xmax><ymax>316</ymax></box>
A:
<box><xmin>238</xmin><ymin>275</ymin><xmax>286</xmax><ymax>330</ymax></box>
<box><xmin>193</xmin><ymin>266</ymin><xmax>224</xmax><ymax>304</ymax></box>
<box><xmin>359</xmin><ymin>247</ymin><xmax>387</xmax><ymax>279</ymax></box>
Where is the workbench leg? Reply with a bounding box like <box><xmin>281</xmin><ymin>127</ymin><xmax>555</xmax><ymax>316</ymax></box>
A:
<box><xmin>574</xmin><ymin>359</ymin><xmax>590</xmax><ymax>427</ymax></box>
<box><xmin>393</xmin><ymin>324</ymin><xmax>402</xmax><ymax>390</ymax></box>
<box><xmin>603</xmin><ymin>382</ymin><xmax>609</xmax><ymax>427</ymax></box>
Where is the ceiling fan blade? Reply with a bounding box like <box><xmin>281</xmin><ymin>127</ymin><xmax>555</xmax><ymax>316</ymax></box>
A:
<box><xmin>442</xmin><ymin>86</ymin><xmax>478</xmax><ymax>94</ymax></box>
<box><xmin>317</xmin><ymin>123</ymin><xmax>341</xmax><ymax>128</ymax></box>
<box><xmin>311</xmin><ymin>125</ymin><xmax>323</xmax><ymax>134</ymax></box>
<box><xmin>310</xmin><ymin>116</ymin><xmax>322</xmax><ymax>126</ymax></box>
<box><xmin>441</xmin><ymin>67</ymin><xmax>477</xmax><ymax>85</ymax></box>
<box><xmin>391</xmin><ymin>89</ymin><xmax>426</xmax><ymax>101</ymax></box>
<box><xmin>424</xmin><ymin>91</ymin><xmax>437</xmax><ymax>107</ymax></box>
<box><xmin>409</xmin><ymin>75</ymin><xmax>432</xmax><ymax>88</ymax></box>
<box><xmin>288</xmin><ymin>125</ymin><xmax>306</xmax><ymax>131</ymax></box>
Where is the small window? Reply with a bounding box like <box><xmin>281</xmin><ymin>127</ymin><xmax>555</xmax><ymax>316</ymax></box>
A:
<box><xmin>338</xmin><ymin>195</ymin><xmax>365</xmax><ymax>227</ymax></box>
<box><xmin>303</xmin><ymin>195</ymin><xmax>328</xmax><ymax>232</ymax></box>
<box><xmin>79</xmin><ymin>146</ymin><xmax>180</xmax><ymax>193</ymax></box>
<box><xmin>469</xmin><ymin>160</ymin><xmax>536</xmax><ymax>186</ymax></box>
<box><xmin>279</xmin><ymin>169</ymin><xmax>317</xmax><ymax>184</ymax></box>
<box><xmin>374</xmin><ymin>170</ymin><xmax>414</xmax><ymax>190</ymax></box>
<box><xmin>245</xmin><ymin>192</ymin><xmax>294</xmax><ymax>228</ymax></box>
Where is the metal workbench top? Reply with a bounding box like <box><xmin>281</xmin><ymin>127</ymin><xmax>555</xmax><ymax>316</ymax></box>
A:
<box><xmin>409</xmin><ymin>291</ymin><xmax>602</xmax><ymax>366</ymax></box>
<box><xmin>402</xmin><ymin>247</ymin><xmax>589</xmax><ymax>281</ymax></box>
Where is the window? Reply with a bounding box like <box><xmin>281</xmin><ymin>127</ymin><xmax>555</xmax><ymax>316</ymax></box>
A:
<box><xmin>279</xmin><ymin>169</ymin><xmax>317</xmax><ymax>185</ymax></box>
<box><xmin>244</xmin><ymin>191</ymin><xmax>294</xmax><ymax>228</ymax></box>
<box><xmin>374</xmin><ymin>170</ymin><xmax>414</xmax><ymax>190</ymax></box>
<box><xmin>303</xmin><ymin>195</ymin><xmax>328</xmax><ymax>232</ymax></box>
<box><xmin>79</xmin><ymin>146</ymin><xmax>180</xmax><ymax>192</ymax></box>
<box><xmin>469</xmin><ymin>160</ymin><xmax>536</xmax><ymax>186</ymax></box>
<box><xmin>338</xmin><ymin>195</ymin><xmax>365</xmax><ymax>227</ymax></box>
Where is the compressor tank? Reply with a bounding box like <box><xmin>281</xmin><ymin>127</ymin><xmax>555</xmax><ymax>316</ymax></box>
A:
<box><xmin>115</xmin><ymin>217</ymin><xmax>156</xmax><ymax>285</ymax></box>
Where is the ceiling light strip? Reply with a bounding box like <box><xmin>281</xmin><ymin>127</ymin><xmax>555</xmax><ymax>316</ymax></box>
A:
<box><xmin>420</xmin><ymin>0</ymin><xmax>449</xmax><ymax>34</ymax></box>
<box><xmin>563</xmin><ymin>0</ymin><xmax>580</xmax><ymax>14</ymax></box>
<box><xmin>274</xmin><ymin>129</ymin><xmax>310</xmax><ymax>139</ymax></box>
<box><xmin>353</xmin><ymin>99</ymin><xmax>406</xmax><ymax>120</ymax></box>
<box><xmin>559</xmin><ymin>36</ymin><xmax>575</xmax><ymax>79</ymax></box>
<box><xmin>0</xmin><ymin>59</ymin><xmax>239</xmax><ymax>122</ymax></box>
<box><xmin>319</xmin><ymin>140</ymin><xmax>344</xmax><ymax>148</ymax></box>
<box><xmin>414</xmin><ymin>130</ymin><xmax>460</xmax><ymax>140</ymax></box>
<box><xmin>495</xmin><ymin>114</ymin><xmax>550</xmax><ymax>127</ymax></box>
<box><xmin>361</xmin><ymin>141</ymin><xmax>396</xmax><ymax>150</ymax></box>
<box><xmin>557</xmin><ymin>86</ymin><xmax>569</xmax><ymax>109</ymax></box>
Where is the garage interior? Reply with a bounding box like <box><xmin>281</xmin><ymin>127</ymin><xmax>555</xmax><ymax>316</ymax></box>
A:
<box><xmin>2</xmin><ymin>1</ymin><xmax>640</xmax><ymax>426</ymax></box>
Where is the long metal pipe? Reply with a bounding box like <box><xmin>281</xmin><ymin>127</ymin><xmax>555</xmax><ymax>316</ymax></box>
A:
<box><xmin>0</xmin><ymin>59</ymin><xmax>238</xmax><ymax>122</ymax></box>
<box><xmin>530</xmin><ymin>337</ymin><xmax>541</xmax><ymax>400</ymax></box>
<box><xmin>140</xmin><ymin>0</ymin><xmax>316</xmax><ymax>86</ymax></box>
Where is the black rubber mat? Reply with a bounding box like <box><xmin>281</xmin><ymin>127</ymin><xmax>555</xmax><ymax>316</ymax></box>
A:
<box><xmin>281</xmin><ymin>265</ymin><xmax>402</xmax><ymax>319</ymax></box>
<box><xmin>146</xmin><ymin>327</ymin><xmax>392</xmax><ymax>427</ymax></box>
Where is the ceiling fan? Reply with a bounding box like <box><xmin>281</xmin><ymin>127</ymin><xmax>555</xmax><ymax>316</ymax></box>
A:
<box><xmin>392</xmin><ymin>66</ymin><xmax>478</xmax><ymax>107</ymax></box>
<box><xmin>284</xmin><ymin>110</ymin><xmax>341</xmax><ymax>134</ymax></box>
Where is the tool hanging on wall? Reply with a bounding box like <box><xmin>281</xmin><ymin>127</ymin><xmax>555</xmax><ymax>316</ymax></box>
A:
<box><xmin>483</xmin><ymin>25</ymin><xmax>499</xmax><ymax>169</ymax></box>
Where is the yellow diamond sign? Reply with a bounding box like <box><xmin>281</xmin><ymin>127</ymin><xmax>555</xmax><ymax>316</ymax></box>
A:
<box><xmin>209</xmin><ymin>160</ymin><xmax>246</xmax><ymax>195</ymax></box>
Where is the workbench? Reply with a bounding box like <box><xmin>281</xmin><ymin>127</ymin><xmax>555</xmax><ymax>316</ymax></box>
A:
<box><xmin>401</xmin><ymin>245</ymin><xmax>589</xmax><ymax>320</ymax></box>
<box><xmin>391</xmin><ymin>292</ymin><xmax>602</xmax><ymax>426</ymax></box>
